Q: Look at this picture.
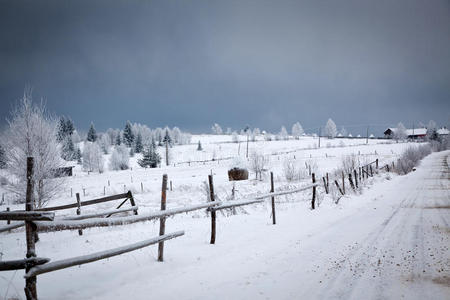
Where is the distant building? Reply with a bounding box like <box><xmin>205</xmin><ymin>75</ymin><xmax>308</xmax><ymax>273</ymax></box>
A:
<box><xmin>437</xmin><ymin>127</ymin><xmax>449</xmax><ymax>136</ymax></box>
<box><xmin>384</xmin><ymin>127</ymin><xmax>427</xmax><ymax>140</ymax></box>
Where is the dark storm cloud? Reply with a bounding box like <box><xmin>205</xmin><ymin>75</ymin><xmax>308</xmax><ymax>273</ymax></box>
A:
<box><xmin>0</xmin><ymin>0</ymin><xmax>449</xmax><ymax>134</ymax></box>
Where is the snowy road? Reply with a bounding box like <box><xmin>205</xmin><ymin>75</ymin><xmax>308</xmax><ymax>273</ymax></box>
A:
<box><xmin>1</xmin><ymin>151</ymin><xmax>448</xmax><ymax>299</ymax></box>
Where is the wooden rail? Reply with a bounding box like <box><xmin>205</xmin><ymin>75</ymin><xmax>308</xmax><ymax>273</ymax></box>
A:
<box><xmin>0</xmin><ymin>211</ymin><xmax>55</xmax><ymax>221</ymax></box>
<box><xmin>35</xmin><ymin>193</ymin><xmax>130</xmax><ymax>211</ymax></box>
<box><xmin>25</xmin><ymin>231</ymin><xmax>185</xmax><ymax>278</ymax></box>
<box><xmin>0</xmin><ymin>257</ymin><xmax>50</xmax><ymax>271</ymax></box>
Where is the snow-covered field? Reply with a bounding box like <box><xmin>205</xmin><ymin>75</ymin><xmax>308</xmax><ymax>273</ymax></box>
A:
<box><xmin>2</xmin><ymin>136</ymin><xmax>448</xmax><ymax>299</ymax></box>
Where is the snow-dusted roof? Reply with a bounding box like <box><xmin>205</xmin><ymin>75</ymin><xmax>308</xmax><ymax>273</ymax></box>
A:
<box><xmin>385</xmin><ymin>127</ymin><xmax>427</xmax><ymax>136</ymax></box>
<box><xmin>437</xmin><ymin>128</ymin><xmax>449</xmax><ymax>135</ymax></box>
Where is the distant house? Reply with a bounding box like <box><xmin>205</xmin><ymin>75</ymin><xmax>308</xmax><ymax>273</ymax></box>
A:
<box><xmin>384</xmin><ymin>127</ymin><xmax>427</xmax><ymax>140</ymax></box>
<box><xmin>51</xmin><ymin>166</ymin><xmax>74</xmax><ymax>178</ymax></box>
<box><xmin>437</xmin><ymin>127</ymin><xmax>449</xmax><ymax>136</ymax></box>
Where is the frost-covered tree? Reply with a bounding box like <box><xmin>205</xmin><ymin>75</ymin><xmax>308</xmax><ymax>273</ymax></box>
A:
<box><xmin>171</xmin><ymin>127</ymin><xmax>181</xmax><ymax>144</ymax></box>
<box><xmin>249</xmin><ymin>150</ymin><xmax>268</xmax><ymax>180</ymax></box>
<box><xmin>138</xmin><ymin>139</ymin><xmax>160</xmax><ymax>168</ymax></box>
<box><xmin>61</xmin><ymin>136</ymin><xmax>75</xmax><ymax>160</ymax></box>
<box><xmin>197</xmin><ymin>140</ymin><xmax>203</xmax><ymax>151</ymax></box>
<box><xmin>426</xmin><ymin>120</ymin><xmax>438</xmax><ymax>141</ymax></box>
<box><xmin>74</xmin><ymin>146</ymin><xmax>82</xmax><ymax>165</ymax></box>
<box><xmin>87</xmin><ymin>123</ymin><xmax>97</xmax><ymax>142</ymax></box>
<box><xmin>394</xmin><ymin>122</ymin><xmax>407</xmax><ymax>141</ymax></box>
<box><xmin>56</xmin><ymin>116</ymin><xmax>74</xmax><ymax>142</ymax></box>
<box><xmin>324</xmin><ymin>119</ymin><xmax>337</xmax><ymax>138</ymax></box>
<box><xmin>3</xmin><ymin>91</ymin><xmax>64</xmax><ymax>207</ymax></box>
<box><xmin>211</xmin><ymin>123</ymin><xmax>223</xmax><ymax>135</ymax></box>
<box><xmin>115</xmin><ymin>131</ymin><xmax>122</xmax><ymax>145</ymax></box>
<box><xmin>279</xmin><ymin>126</ymin><xmax>289</xmax><ymax>140</ymax></box>
<box><xmin>153</xmin><ymin>127</ymin><xmax>163</xmax><ymax>146</ymax></box>
<box><xmin>291</xmin><ymin>122</ymin><xmax>304</xmax><ymax>139</ymax></box>
<box><xmin>98</xmin><ymin>134</ymin><xmax>111</xmax><ymax>154</ymax></box>
<box><xmin>135</xmin><ymin>133</ymin><xmax>143</xmax><ymax>153</ymax></box>
<box><xmin>82</xmin><ymin>142</ymin><xmax>104</xmax><ymax>173</ymax></box>
<box><xmin>71</xmin><ymin>130</ymin><xmax>81</xmax><ymax>144</ymax></box>
<box><xmin>123</xmin><ymin>121</ymin><xmax>135</xmax><ymax>147</ymax></box>
<box><xmin>0</xmin><ymin>144</ymin><xmax>6</xmax><ymax>169</ymax></box>
<box><xmin>109</xmin><ymin>144</ymin><xmax>130</xmax><ymax>170</ymax></box>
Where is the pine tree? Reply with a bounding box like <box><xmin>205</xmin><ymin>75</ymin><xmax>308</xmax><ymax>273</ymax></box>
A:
<box><xmin>123</xmin><ymin>121</ymin><xmax>135</xmax><ymax>147</ymax></box>
<box><xmin>57</xmin><ymin>117</ymin><xmax>67</xmax><ymax>142</ymax></box>
<box><xmin>0</xmin><ymin>144</ymin><xmax>6</xmax><ymax>169</ymax></box>
<box><xmin>163</xmin><ymin>129</ymin><xmax>172</xmax><ymax>147</ymax></box>
<box><xmin>135</xmin><ymin>133</ymin><xmax>143</xmax><ymax>153</ymax></box>
<box><xmin>75</xmin><ymin>147</ymin><xmax>82</xmax><ymax>164</ymax></box>
<box><xmin>61</xmin><ymin>136</ymin><xmax>75</xmax><ymax>161</ymax></box>
<box><xmin>138</xmin><ymin>139</ymin><xmax>160</xmax><ymax>168</ymax></box>
<box><xmin>197</xmin><ymin>140</ymin><xmax>203</xmax><ymax>151</ymax></box>
<box><xmin>115</xmin><ymin>132</ymin><xmax>121</xmax><ymax>145</ymax></box>
<box><xmin>87</xmin><ymin>123</ymin><xmax>97</xmax><ymax>142</ymax></box>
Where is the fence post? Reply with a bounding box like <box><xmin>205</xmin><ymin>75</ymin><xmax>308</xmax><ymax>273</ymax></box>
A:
<box><xmin>158</xmin><ymin>174</ymin><xmax>168</xmax><ymax>262</ymax></box>
<box><xmin>326</xmin><ymin>173</ymin><xmax>329</xmax><ymax>190</ymax></box>
<box><xmin>386</xmin><ymin>164</ymin><xmax>390</xmax><ymax>172</ymax></box>
<box><xmin>25</xmin><ymin>157</ymin><xmax>37</xmax><ymax>300</ymax></box>
<box><xmin>170</xmin><ymin>181</ymin><xmax>173</xmax><ymax>191</ymax></box>
<box><xmin>359</xmin><ymin>167</ymin><xmax>362</xmax><ymax>181</ymax></box>
<box><xmin>270</xmin><ymin>172</ymin><xmax>276</xmax><ymax>225</ymax></box>
<box><xmin>311</xmin><ymin>173</ymin><xmax>316</xmax><ymax>210</ymax></box>
<box><xmin>334</xmin><ymin>180</ymin><xmax>344</xmax><ymax>195</ymax></box>
<box><xmin>348</xmin><ymin>173</ymin><xmax>355</xmax><ymax>190</ymax></box>
<box><xmin>6</xmin><ymin>207</ymin><xmax>10</xmax><ymax>225</ymax></box>
<box><xmin>127</xmin><ymin>191</ymin><xmax>138</xmax><ymax>215</ymax></box>
<box><xmin>209</xmin><ymin>175</ymin><xmax>216</xmax><ymax>244</ymax></box>
<box><xmin>354</xmin><ymin>170</ymin><xmax>358</xmax><ymax>188</ymax></box>
<box><xmin>141</xmin><ymin>182</ymin><xmax>143</xmax><ymax>192</ymax></box>
<box><xmin>76</xmin><ymin>193</ymin><xmax>83</xmax><ymax>236</ymax></box>
<box><xmin>376</xmin><ymin>159</ymin><xmax>379</xmax><ymax>169</ymax></box>
<box><xmin>341</xmin><ymin>172</ymin><xmax>345</xmax><ymax>194</ymax></box>
<box><xmin>104</xmin><ymin>186</ymin><xmax>106</xmax><ymax>196</ymax></box>
<box><xmin>322</xmin><ymin>177</ymin><xmax>329</xmax><ymax>194</ymax></box>
<box><xmin>370</xmin><ymin>165</ymin><xmax>373</xmax><ymax>177</ymax></box>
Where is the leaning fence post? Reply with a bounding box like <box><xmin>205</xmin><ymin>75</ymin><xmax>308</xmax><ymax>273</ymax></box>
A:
<box><xmin>158</xmin><ymin>174</ymin><xmax>168</xmax><ymax>262</ymax></box>
<box><xmin>76</xmin><ymin>193</ymin><xmax>83</xmax><ymax>236</ymax></box>
<box><xmin>341</xmin><ymin>172</ymin><xmax>345</xmax><ymax>194</ymax></box>
<box><xmin>354</xmin><ymin>170</ymin><xmax>358</xmax><ymax>188</ymax></box>
<box><xmin>311</xmin><ymin>173</ymin><xmax>316</xmax><ymax>209</ymax></box>
<box><xmin>322</xmin><ymin>177</ymin><xmax>329</xmax><ymax>194</ymax></box>
<box><xmin>334</xmin><ymin>180</ymin><xmax>344</xmax><ymax>196</ymax></box>
<box><xmin>326</xmin><ymin>173</ymin><xmax>329</xmax><ymax>190</ymax></box>
<box><xmin>128</xmin><ymin>191</ymin><xmax>138</xmax><ymax>215</ymax></box>
<box><xmin>209</xmin><ymin>175</ymin><xmax>216</xmax><ymax>244</ymax></box>
<box><xmin>25</xmin><ymin>157</ymin><xmax>37</xmax><ymax>300</ymax></box>
<box><xmin>270</xmin><ymin>172</ymin><xmax>276</xmax><ymax>225</ymax></box>
<box><xmin>348</xmin><ymin>173</ymin><xmax>355</xmax><ymax>190</ymax></box>
<box><xmin>6</xmin><ymin>207</ymin><xmax>10</xmax><ymax>225</ymax></box>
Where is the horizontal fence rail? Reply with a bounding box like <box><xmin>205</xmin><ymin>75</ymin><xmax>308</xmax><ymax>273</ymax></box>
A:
<box><xmin>0</xmin><ymin>257</ymin><xmax>50</xmax><ymax>271</ymax></box>
<box><xmin>0</xmin><ymin>211</ymin><xmax>55</xmax><ymax>221</ymax></box>
<box><xmin>25</xmin><ymin>231</ymin><xmax>185</xmax><ymax>278</ymax></box>
<box><xmin>35</xmin><ymin>193</ymin><xmax>130</xmax><ymax>212</ymax></box>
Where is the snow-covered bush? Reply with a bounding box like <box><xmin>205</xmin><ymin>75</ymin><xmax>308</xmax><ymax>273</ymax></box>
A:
<box><xmin>395</xmin><ymin>145</ymin><xmax>431</xmax><ymax>175</ymax></box>
<box><xmin>340</xmin><ymin>154</ymin><xmax>359</xmax><ymax>175</ymax></box>
<box><xmin>109</xmin><ymin>145</ymin><xmax>130</xmax><ymax>170</ymax></box>
<box><xmin>324</xmin><ymin>118</ymin><xmax>337</xmax><ymax>138</ymax></box>
<box><xmin>283</xmin><ymin>157</ymin><xmax>304</xmax><ymax>181</ymax></box>
<box><xmin>291</xmin><ymin>122</ymin><xmax>304</xmax><ymax>139</ymax></box>
<box><xmin>249</xmin><ymin>150</ymin><xmax>268</xmax><ymax>180</ymax></box>
<box><xmin>83</xmin><ymin>142</ymin><xmax>104</xmax><ymax>173</ymax></box>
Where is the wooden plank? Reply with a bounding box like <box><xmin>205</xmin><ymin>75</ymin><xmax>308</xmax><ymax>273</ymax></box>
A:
<box><xmin>0</xmin><ymin>257</ymin><xmax>50</xmax><ymax>271</ymax></box>
<box><xmin>0</xmin><ymin>222</ymin><xmax>25</xmax><ymax>233</ymax></box>
<box><xmin>63</xmin><ymin>207</ymin><xmax>138</xmax><ymax>221</ymax></box>
<box><xmin>311</xmin><ymin>173</ymin><xmax>316</xmax><ymax>210</ymax></box>
<box><xmin>35</xmin><ymin>202</ymin><xmax>221</xmax><ymax>232</ymax></box>
<box><xmin>0</xmin><ymin>211</ymin><xmax>54</xmax><ymax>221</ymax></box>
<box><xmin>25</xmin><ymin>231</ymin><xmax>185</xmax><ymax>278</ymax></box>
<box><xmin>158</xmin><ymin>174</ymin><xmax>168</xmax><ymax>262</ymax></box>
<box><xmin>36</xmin><ymin>193</ymin><xmax>129</xmax><ymax>211</ymax></box>
<box><xmin>76</xmin><ymin>193</ymin><xmax>83</xmax><ymax>236</ymax></box>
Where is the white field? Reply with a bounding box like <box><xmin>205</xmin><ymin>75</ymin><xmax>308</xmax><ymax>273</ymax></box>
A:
<box><xmin>1</xmin><ymin>136</ymin><xmax>448</xmax><ymax>299</ymax></box>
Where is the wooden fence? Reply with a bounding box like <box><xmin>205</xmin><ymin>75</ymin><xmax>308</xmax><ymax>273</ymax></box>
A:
<box><xmin>0</xmin><ymin>155</ymin><xmax>391</xmax><ymax>299</ymax></box>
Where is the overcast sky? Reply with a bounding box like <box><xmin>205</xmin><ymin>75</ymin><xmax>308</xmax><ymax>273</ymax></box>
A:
<box><xmin>0</xmin><ymin>0</ymin><xmax>449</xmax><ymax>135</ymax></box>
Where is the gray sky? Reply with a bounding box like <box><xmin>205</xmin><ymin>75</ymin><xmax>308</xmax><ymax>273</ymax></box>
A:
<box><xmin>0</xmin><ymin>0</ymin><xmax>449</xmax><ymax>135</ymax></box>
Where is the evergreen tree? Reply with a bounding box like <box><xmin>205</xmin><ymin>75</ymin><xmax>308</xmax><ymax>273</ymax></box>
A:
<box><xmin>87</xmin><ymin>123</ymin><xmax>97</xmax><ymax>142</ymax></box>
<box><xmin>138</xmin><ymin>139</ymin><xmax>160</xmax><ymax>168</ymax></box>
<box><xmin>163</xmin><ymin>129</ymin><xmax>172</xmax><ymax>147</ymax></box>
<box><xmin>135</xmin><ymin>133</ymin><xmax>143</xmax><ymax>153</ymax></box>
<box><xmin>75</xmin><ymin>147</ymin><xmax>82</xmax><ymax>165</ymax></box>
<box><xmin>56</xmin><ymin>117</ymin><xmax>67</xmax><ymax>142</ymax></box>
<box><xmin>61</xmin><ymin>136</ymin><xmax>75</xmax><ymax>161</ymax></box>
<box><xmin>115</xmin><ymin>132</ymin><xmax>121</xmax><ymax>145</ymax></box>
<box><xmin>123</xmin><ymin>121</ymin><xmax>135</xmax><ymax>147</ymax></box>
<box><xmin>0</xmin><ymin>144</ymin><xmax>6</xmax><ymax>169</ymax></box>
<box><xmin>197</xmin><ymin>140</ymin><xmax>203</xmax><ymax>151</ymax></box>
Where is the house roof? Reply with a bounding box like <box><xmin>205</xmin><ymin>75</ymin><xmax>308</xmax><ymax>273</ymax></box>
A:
<box><xmin>437</xmin><ymin>128</ymin><xmax>449</xmax><ymax>135</ymax></box>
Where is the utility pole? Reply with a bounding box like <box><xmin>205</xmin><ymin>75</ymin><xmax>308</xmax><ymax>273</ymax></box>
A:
<box><xmin>366</xmin><ymin>126</ymin><xmax>369</xmax><ymax>144</ymax></box>
<box><xmin>318</xmin><ymin>127</ymin><xmax>321</xmax><ymax>148</ymax></box>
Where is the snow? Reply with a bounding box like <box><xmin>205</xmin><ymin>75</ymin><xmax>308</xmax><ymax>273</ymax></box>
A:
<box><xmin>1</xmin><ymin>136</ymin><xmax>447</xmax><ymax>299</ymax></box>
